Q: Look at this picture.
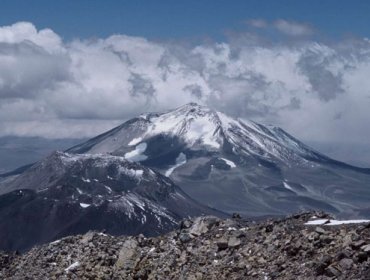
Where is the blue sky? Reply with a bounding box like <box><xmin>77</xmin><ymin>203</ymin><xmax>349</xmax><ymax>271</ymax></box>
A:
<box><xmin>1</xmin><ymin>0</ymin><xmax>369</xmax><ymax>41</ymax></box>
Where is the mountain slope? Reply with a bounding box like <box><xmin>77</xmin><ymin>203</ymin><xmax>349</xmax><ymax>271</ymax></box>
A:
<box><xmin>2</xmin><ymin>212</ymin><xmax>370</xmax><ymax>280</ymax></box>
<box><xmin>67</xmin><ymin>103</ymin><xmax>370</xmax><ymax>218</ymax></box>
<box><xmin>0</xmin><ymin>151</ymin><xmax>221</xmax><ymax>251</ymax></box>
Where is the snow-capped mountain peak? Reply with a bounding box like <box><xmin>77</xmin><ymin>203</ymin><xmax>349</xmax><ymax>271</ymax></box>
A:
<box><xmin>145</xmin><ymin>103</ymin><xmax>223</xmax><ymax>149</ymax></box>
<box><xmin>140</xmin><ymin>103</ymin><xmax>320</xmax><ymax>162</ymax></box>
<box><xmin>67</xmin><ymin>102</ymin><xmax>321</xmax><ymax>164</ymax></box>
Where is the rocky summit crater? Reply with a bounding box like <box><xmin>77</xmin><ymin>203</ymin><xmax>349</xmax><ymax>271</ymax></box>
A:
<box><xmin>1</xmin><ymin>212</ymin><xmax>370</xmax><ymax>280</ymax></box>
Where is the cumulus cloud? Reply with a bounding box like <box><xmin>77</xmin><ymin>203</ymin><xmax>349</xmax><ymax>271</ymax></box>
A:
<box><xmin>0</xmin><ymin>22</ymin><xmax>62</xmax><ymax>51</ymax></box>
<box><xmin>0</xmin><ymin>21</ymin><xmax>369</xmax><ymax>146</ymax></box>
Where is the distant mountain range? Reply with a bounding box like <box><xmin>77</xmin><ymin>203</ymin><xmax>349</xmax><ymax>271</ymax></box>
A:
<box><xmin>1</xmin><ymin>103</ymin><xmax>370</xmax><ymax>251</ymax></box>
<box><xmin>0</xmin><ymin>136</ymin><xmax>84</xmax><ymax>173</ymax></box>
<box><xmin>307</xmin><ymin>141</ymin><xmax>370</xmax><ymax>168</ymax></box>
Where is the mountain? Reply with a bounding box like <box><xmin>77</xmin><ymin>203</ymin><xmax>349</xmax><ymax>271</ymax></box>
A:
<box><xmin>1</xmin><ymin>103</ymin><xmax>370</xmax><ymax>250</ymax></box>
<box><xmin>67</xmin><ymin>103</ymin><xmax>370</xmax><ymax>218</ymax></box>
<box><xmin>0</xmin><ymin>151</ymin><xmax>221</xmax><ymax>251</ymax></box>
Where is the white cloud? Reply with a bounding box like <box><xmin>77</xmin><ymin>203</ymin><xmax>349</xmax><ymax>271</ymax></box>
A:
<box><xmin>273</xmin><ymin>19</ymin><xmax>313</xmax><ymax>36</ymax></box>
<box><xmin>0</xmin><ymin>22</ymin><xmax>63</xmax><ymax>52</ymax></box>
<box><xmin>0</xmin><ymin>22</ymin><xmax>369</xmax><ymax>147</ymax></box>
<box><xmin>247</xmin><ymin>19</ymin><xmax>268</xmax><ymax>28</ymax></box>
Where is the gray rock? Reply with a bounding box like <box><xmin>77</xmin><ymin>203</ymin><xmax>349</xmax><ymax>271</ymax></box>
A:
<box><xmin>189</xmin><ymin>216</ymin><xmax>219</xmax><ymax>237</ymax></box>
<box><xmin>320</xmin><ymin>255</ymin><xmax>332</xmax><ymax>266</ymax></box>
<box><xmin>180</xmin><ymin>219</ymin><xmax>193</xmax><ymax>229</ymax></box>
<box><xmin>320</xmin><ymin>234</ymin><xmax>333</xmax><ymax>244</ymax></box>
<box><xmin>361</xmin><ymin>244</ymin><xmax>370</xmax><ymax>253</ymax></box>
<box><xmin>114</xmin><ymin>239</ymin><xmax>138</xmax><ymax>270</ymax></box>
<box><xmin>326</xmin><ymin>265</ymin><xmax>341</xmax><ymax>277</ymax></box>
<box><xmin>352</xmin><ymin>240</ymin><xmax>366</xmax><ymax>249</ymax></box>
<box><xmin>342</xmin><ymin>234</ymin><xmax>353</xmax><ymax>247</ymax></box>
<box><xmin>81</xmin><ymin>231</ymin><xmax>95</xmax><ymax>244</ymax></box>
<box><xmin>228</xmin><ymin>237</ymin><xmax>241</xmax><ymax>248</ymax></box>
<box><xmin>336</xmin><ymin>249</ymin><xmax>351</xmax><ymax>260</ymax></box>
<box><xmin>315</xmin><ymin>227</ymin><xmax>326</xmax><ymax>235</ymax></box>
<box><xmin>339</xmin><ymin>258</ymin><xmax>353</xmax><ymax>270</ymax></box>
<box><xmin>179</xmin><ymin>232</ymin><xmax>193</xmax><ymax>243</ymax></box>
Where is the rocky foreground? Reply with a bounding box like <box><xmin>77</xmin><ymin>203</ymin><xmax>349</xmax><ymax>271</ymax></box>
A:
<box><xmin>1</xmin><ymin>212</ymin><xmax>370</xmax><ymax>279</ymax></box>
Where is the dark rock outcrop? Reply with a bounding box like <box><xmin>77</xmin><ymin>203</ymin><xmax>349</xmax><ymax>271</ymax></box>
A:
<box><xmin>1</xmin><ymin>211</ymin><xmax>370</xmax><ymax>279</ymax></box>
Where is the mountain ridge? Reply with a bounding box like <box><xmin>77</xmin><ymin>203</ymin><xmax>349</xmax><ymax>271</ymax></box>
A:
<box><xmin>64</xmin><ymin>103</ymin><xmax>370</xmax><ymax>218</ymax></box>
<box><xmin>0</xmin><ymin>150</ymin><xmax>223</xmax><ymax>251</ymax></box>
<box><xmin>66</xmin><ymin>103</ymin><xmax>370</xmax><ymax>173</ymax></box>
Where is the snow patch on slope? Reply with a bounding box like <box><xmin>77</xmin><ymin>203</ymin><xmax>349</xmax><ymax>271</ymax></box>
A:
<box><xmin>165</xmin><ymin>153</ymin><xmax>187</xmax><ymax>177</ymax></box>
<box><xmin>80</xmin><ymin>203</ymin><xmax>91</xmax><ymax>208</ymax></box>
<box><xmin>128</xmin><ymin>137</ymin><xmax>143</xmax><ymax>146</ymax></box>
<box><xmin>283</xmin><ymin>182</ymin><xmax>294</xmax><ymax>191</ymax></box>
<box><xmin>220</xmin><ymin>158</ymin><xmax>236</xmax><ymax>168</ymax></box>
<box><xmin>305</xmin><ymin>219</ymin><xmax>370</xmax><ymax>225</ymax></box>
<box><xmin>124</xmin><ymin>143</ymin><xmax>148</xmax><ymax>162</ymax></box>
